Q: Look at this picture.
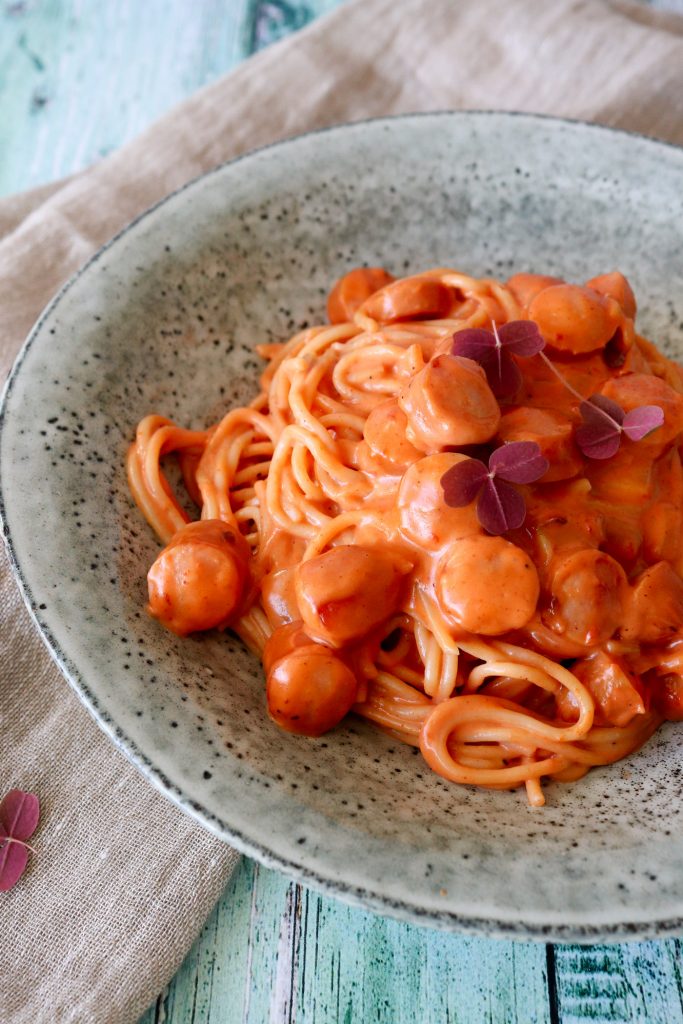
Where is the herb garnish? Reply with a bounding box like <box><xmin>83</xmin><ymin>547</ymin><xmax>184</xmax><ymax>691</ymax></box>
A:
<box><xmin>441</xmin><ymin>441</ymin><xmax>549</xmax><ymax>535</ymax></box>
<box><xmin>443</xmin><ymin>318</ymin><xmax>665</xmax><ymax>532</ymax></box>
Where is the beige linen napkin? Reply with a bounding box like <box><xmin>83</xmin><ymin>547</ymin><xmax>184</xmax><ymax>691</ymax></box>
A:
<box><xmin>2</xmin><ymin>1</ymin><xmax>683</xmax><ymax>1021</ymax></box>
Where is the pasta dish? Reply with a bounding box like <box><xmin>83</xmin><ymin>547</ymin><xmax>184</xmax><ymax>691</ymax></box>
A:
<box><xmin>127</xmin><ymin>266</ymin><xmax>683</xmax><ymax>806</ymax></box>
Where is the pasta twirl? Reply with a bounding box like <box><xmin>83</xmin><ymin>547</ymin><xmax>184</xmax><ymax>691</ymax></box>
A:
<box><xmin>127</xmin><ymin>266</ymin><xmax>683</xmax><ymax>807</ymax></box>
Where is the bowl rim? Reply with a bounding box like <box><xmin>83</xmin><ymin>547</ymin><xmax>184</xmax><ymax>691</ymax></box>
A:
<box><xmin>2</xmin><ymin>109</ymin><xmax>683</xmax><ymax>942</ymax></box>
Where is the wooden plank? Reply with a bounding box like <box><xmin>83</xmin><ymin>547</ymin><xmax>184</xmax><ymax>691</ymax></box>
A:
<box><xmin>0</xmin><ymin>0</ymin><xmax>250</xmax><ymax>197</ymax></box>
<box><xmin>0</xmin><ymin>0</ymin><xmax>348</xmax><ymax>199</ymax></box>
<box><xmin>553</xmin><ymin>940</ymin><xmax>683</xmax><ymax>1024</ymax></box>
<box><xmin>148</xmin><ymin>898</ymin><xmax>683</xmax><ymax>1024</ymax></box>
<box><xmin>160</xmin><ymin>858</ymin><xmax>259</xmax><ymax>1023</ymax></box>
<box><xmin>148</xmin><ymin>862</ymin><xmax>551</xmax><ymax>1024</ymax></box>
<box><xmin>143</xmin><ymin>913</ymin><xmax>683</xmax><ymax>1024</ymax></box>
<box><xmin>246</xmin><ymin>0</ymin><xmax>346</xmax><ymax>54</ymax></box>
<box><xmin>292</xmin><ymin>888</ymin><xmax>551</xmax><ymax>1024</ymax></box>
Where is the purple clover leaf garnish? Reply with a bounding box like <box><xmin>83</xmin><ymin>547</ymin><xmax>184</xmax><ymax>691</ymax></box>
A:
<box><xmin>449</xmin><ymin>312</ymin><xmax>665</xmax><ymax>466</ymax></box>
<box><xmin>440</xmin><ymin>441</ymin><xmax>549</xmax><ymax>535</ymax></box>
<box><xmin>451</xmin><ymin>320</ymin><xmax>545</xmax><ymax>398</ymax></box>
<box><xmin>622</xmin><ymin>406</ymin><xmax>666</xmax><ymax>441</ymax></box>
<box><xmin>575</xmin><ymin>395</ymin><xmax>664</xmax><ymax>460</ymax></box>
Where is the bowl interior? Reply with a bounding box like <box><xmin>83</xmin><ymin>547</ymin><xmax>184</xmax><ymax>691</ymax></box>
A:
<box><xmin>3</xmin><ymin>113</ymin><xmax>683</xmax><ymax>939</ymax></box>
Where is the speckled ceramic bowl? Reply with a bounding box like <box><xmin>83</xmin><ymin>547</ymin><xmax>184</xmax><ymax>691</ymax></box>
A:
<box><xmin>2</xmin><ymin>113</ymin><xmax>683</xmax><ymax>942</ymax></box>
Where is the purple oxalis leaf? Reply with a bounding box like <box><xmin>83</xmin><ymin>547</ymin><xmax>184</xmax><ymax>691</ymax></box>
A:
<box><xmin>0</xmin><ymin>789</ymin><xmax>40</xmax><ymax>842</ymax></box>
<box><xmin>452</xmin><ymin>321</ymin><xmax>539</xmax><ymax>398</ymax></box>
<box><xmin>576</xmin><ymin>395</ymin><xmax>664</xmax><ymax>457</ymax></box>
<box><xmin>497</xmin><ymin>320</ymin><xmax>546</xmax><ymax>357</ymax></box>
<box><xmin>575</xmin><ymin>423</ymin><xmax>622</xmax><ymax>460</ymax></box>
<box><xmin>583</xmin><ymin>394</ymin><xmax>625</xmax><ymax>426</ymax></box>
<box><xmin>622</xmin><ymin>405</ymin><xmax>665</xmax><ymax>442</ymax></box>
<box><xmin>451</xmin><ymin>328</ymin><xmax>497</xmax><ymax>363</ymax></box>
<box><xmin>441</xmin><ymin>446</ymin><xmax>536</xmax><ymax>535</ymax></box>
<box><xmin>481</xmin><ymin>349</ymin><xmax>522</xmax><ymax>398</ymax></box>
<box><xmin>0</xmin><ymin>789</ymin><xmax>40</xmax><ymax>892</ymax></box>
<box><xmin>575</xmin><ymin>395</ymin><xmax>625</xmax><ymax>460</ymax></box>
<box><xmin>477</xmin><ymin>478</ymin><xmax>526</xmax><ymax>535</ymax></box>
<box><xmin>489</xmin><ymin>441</ymin><xmax>549</xmax><ymax>484</ymax></box>
<box><xmin>453</xmin><ymin>323</ymin><xmax>666</xmax><ymax>465</ymax></box>
<box><xmin>441</xmin><ymin>459</ymin><xmax>489</xmax><ymax>507</ymax></box>
<box><xmin>0</xmin><ymin>840</ymin><xmax>30</xmax><ymax>893</ymax></box>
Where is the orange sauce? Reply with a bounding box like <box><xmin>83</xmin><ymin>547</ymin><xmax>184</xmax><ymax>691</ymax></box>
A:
<box><xmin>128</xmin><ymin>266</ymin><xmax>683</xmax><ymax>805</ymax></box>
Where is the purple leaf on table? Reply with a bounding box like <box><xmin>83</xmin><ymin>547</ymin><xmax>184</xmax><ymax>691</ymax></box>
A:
<box><xmin>0</xmin><ymin>789</ymin><xmax>40</xmax><ymax>892</ymax></box>
<box><xmin>0</xmin><ymin>788</ymin><xmax>40</xmax><ymax>841</ymax></box>
<box><xmin>0</xmin><ymin>835</ymin><xmax>30</xmax><ymax>893</ymax></box>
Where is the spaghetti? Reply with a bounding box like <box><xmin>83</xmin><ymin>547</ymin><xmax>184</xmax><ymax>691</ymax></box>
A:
<box><xmin>127</xmin><ymin>266</ymin><xmax>683</xmax><ymax>806</ymax></box>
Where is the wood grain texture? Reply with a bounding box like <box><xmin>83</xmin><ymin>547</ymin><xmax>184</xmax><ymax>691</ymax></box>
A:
<box><xmin>3</xmin><ymin>1</ymin><xmax>683</xmax><ymax>1022</ymax></box>
<box><xmin>141</xmin><ymin>858</ymin><xmax>683</xmax><ymax>1024</ymax></box>
<box><xmin>142</xmin><ymin>859</ymin><xmax>553</xmax><ymax>1024</ymax></box>
<box><xmin>0</xmin><ymin>0</ymin><xmax>333</xmax><ymax>197</ymax></box>
<box><xmin>553</xmin><ymin>942</ymin><xmax>683</xmax><ymax>1024</ymax></box>
<box><xmin>1</xmin><ymin>0</ymin><xmax>234</xmax><ymax>193</ymax></box>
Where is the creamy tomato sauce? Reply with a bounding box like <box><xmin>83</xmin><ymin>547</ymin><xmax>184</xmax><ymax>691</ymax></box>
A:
<box><xmin>128</xmin><ymin>265</ymin><xmax>683</xmax><ymax>804</ymax></box>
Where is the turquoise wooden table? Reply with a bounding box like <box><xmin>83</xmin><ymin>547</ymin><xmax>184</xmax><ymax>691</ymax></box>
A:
<box><xmin>2</xmin><ymin>2</ymin><xmax>683</xmax><ymax>1021</ymax></box>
